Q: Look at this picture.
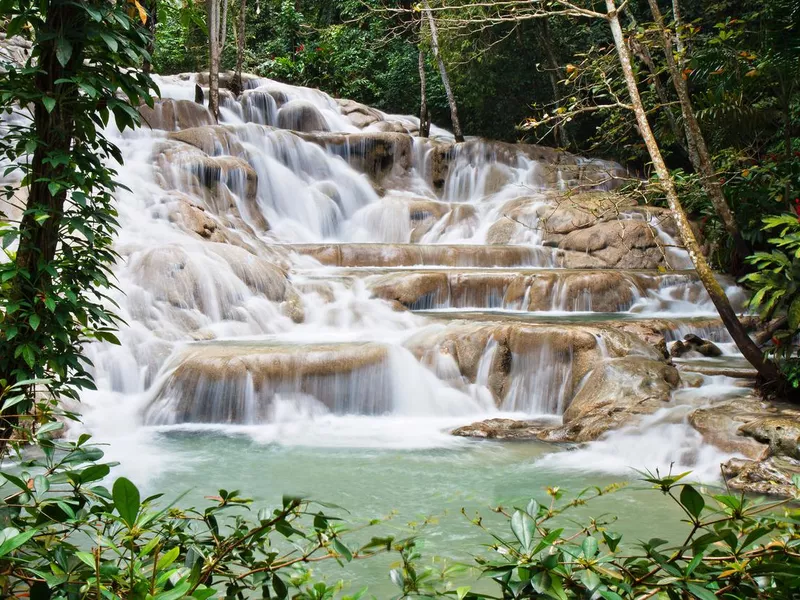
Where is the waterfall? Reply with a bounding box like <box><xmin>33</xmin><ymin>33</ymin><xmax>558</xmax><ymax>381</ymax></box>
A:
<box><xmin>9</xmin><ymin>71</ymin><xmax>740</xmax><ymax>472</ymax></box>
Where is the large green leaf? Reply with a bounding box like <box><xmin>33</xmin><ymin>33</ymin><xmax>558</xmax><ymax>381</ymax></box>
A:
<box><xmin>680</xmin><ymin>485</ymin><xmax>705</xmax><ymax>520</ymax></box>
<box><xmin>511</xmin><ymin>510</ymin><xmax>535</xmax><ymax>553</ymax></box>
<box><xmin>112</xmin><ymin>477</ymin><xmax>140</xmax><ymax>527</ymax></box>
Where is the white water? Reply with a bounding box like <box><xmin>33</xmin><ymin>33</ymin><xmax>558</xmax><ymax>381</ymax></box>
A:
<box><xmin>31</xmin><ymin>73</ymin><xmax>751</xmax><ymax>485</ymax></box>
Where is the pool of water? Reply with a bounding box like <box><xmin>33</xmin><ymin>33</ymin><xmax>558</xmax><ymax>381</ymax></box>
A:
<box><xmin>114</xmin><ymin>425</ymin><xmax>697</xmax><ymax>596</ymax></box>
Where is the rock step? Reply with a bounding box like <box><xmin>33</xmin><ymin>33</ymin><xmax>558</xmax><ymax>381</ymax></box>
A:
<box><xmin>286</xmin><ymin>243</ymin><xmax>558</xmax><ymax>268</ymax></box>
<box><xmin>145</xmin><ymin>341</ymin><xmax>394</xmax><ymax>425</ymax></box>
<box><xmin>415</xmin><ymin>311</ymin><xmax>732</xmax><ymax>340</ymax></box>
<box><xmin>675</xmin><ymin>358</ymin><xmax>757</xmax><ymax>379</ymax></box>
<box><xmin>295</xmin><ymin>268</ymin><xmax>731</xmax><ymax>313</ymax></box>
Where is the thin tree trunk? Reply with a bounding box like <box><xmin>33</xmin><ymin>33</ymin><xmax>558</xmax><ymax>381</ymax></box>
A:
<box><xmin>206</xmin><ymin>0</ymin><xmax>228</xmax><ymax>120</ymax></box>
<box><xmin>624</xmin><ymin>12</ymin><xmax>685</xmax><ymax>151</ymax></box>
<box><xmin>2</xmin><ymin>1</ymin><xmax>84</xmax><ymax>452</ymax></box>
<box><xmin>422</xmin><ymin>0</ymin><xmax>464</xmax><ymax>142</ymax></box>
<box><xmin>418</xmin><ymin>48</ymin><xmax>430</xmax><ymax>138</ymax></box>
<box><xmin>207</xmin><ymin>0</ymin><xmax>220</xmax><ymax>119</ymax></box>
<box><xmin>604</xmin><ymin>0</ymin><xmax>783</xmax><ymax>391</ymax></box>
<box><xmin>231</xmin><ymin>0</ymin><xmax>247</xmax><ymax>96</ymax></box>
<box><xmin>672</xmin><ymin>0</ymin><xmax>685</xmax><ymax>56</ymax></box>
<box><xmin>646</xmin><ymin>0</ymin><xmax>750</xmax><ymax>266</ymax></box>
<box><xmin>535</xmin><ymin>19</ymin><xmax>568</xmax><ymax>148</ymax></box>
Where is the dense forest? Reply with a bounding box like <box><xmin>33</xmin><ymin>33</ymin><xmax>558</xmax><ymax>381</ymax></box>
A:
<box><xmin>2</xmin><ymin>1</ymin><xmax>800</xmax><ymax>598</ymax></box>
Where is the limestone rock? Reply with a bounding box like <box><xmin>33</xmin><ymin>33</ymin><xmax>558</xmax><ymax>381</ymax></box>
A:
<box><xmin>670</xmin><ymin>333</ymin><xmax>723</xmax><ymax>358</ymax></box>
<box><xmin>167</xmin><ymin>126</ymin><xmax>244</xmax><ymax>156</ymax></box>
<box><xmin>452</xmin><ymin>418</ymin><xmax>555</xmax><ymax>440</ymax></box>
<box><xmin>277</xmin><ymin>100</ymin><xmax>330</xmax><ymax>132</ymax></box>
<box><xmin>139</xmin><ymin>99</ymin><xmax>215</xmax><ymax>132</ymax></box>
<box><xmin>559</xmin><ymin>220</ymin><xmax>666</xmax><ymax>269</ymax></box>
<box><xmin>554</xmin><ymin>357</ymin><xmax>679</xmax><ymax>442</ymax></box>
<box><xmin>722</xmin><ymin>457</ymin><xmax>800</xmax><ymax>497</ymax></box>
<box><xmin>145</xmin><ymin>342</ymin><xmax>394</xmax><ymax>424</ymax></box>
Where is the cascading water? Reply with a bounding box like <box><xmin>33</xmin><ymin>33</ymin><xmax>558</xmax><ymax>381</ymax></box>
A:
<box><xmin>14</xmin><ymin>71</ymin><xmax>751</xmax><ymax>485</ymax></box>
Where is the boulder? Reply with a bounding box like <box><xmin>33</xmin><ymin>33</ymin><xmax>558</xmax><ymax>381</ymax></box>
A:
<box><xmin>337</xmin><ymin>98</ymin><xmax>384</xmax><ymax>129</ymax></box>
<box><xmin>722</xmin><ymin>457</ymin><xmax>800</xmax><ymax>497</ymax></box>
<box><xmin>688</xmin><ymin>396</ymin><xmax>770</xmax><ymax>459</ymax></box>
<box><xmin>139</xmin><ymin>99</ymin><xmax>215</xmax><ymax>132</ymax></box>
<box><xmin>277</xmin><ymin>100</ymin><xmax>330</xmax><ymax>132</ymax></box>
<box><xmin>167</xmin><ymin>126</ymin><xmax>244</xmax><ymax>156</ymax></box>
<box><xmin>670</xmin><ymin>333</ymin><xmax>723</xmax><ymax>358</ymax></box>
<box><xmin>553</xmin><ymin>357</ymin><xmax>680</xmax><ymax>442</ymax></box>
<box><xmin>558</xmin><ymin>220</ymin><xmax>666</xmax><ymax>269</ymax></box>
<box><xmin>452</xmin><ymin>418</ymin><xmax>555</xmax><ymax>440</ymax></box>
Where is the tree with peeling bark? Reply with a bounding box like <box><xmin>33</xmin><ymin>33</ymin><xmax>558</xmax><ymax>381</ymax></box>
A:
<box><xmin>420</xmin><ymin>0</ymin><xmax>464</xmax><ymax>142</ymax></box>
<box><xmin>206</xmin><ymin>0</ymin><xmax>229</xmax><ymax>120</ymax></box>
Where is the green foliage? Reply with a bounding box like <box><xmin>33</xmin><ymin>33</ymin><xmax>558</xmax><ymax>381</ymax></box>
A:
<box><xmin>0</xmin><ymin>400</ymin><xmax>409</xmax><ymax>598</ymax></box>
<box><xmin>743</xmin><ymin>214</ymin><xmax>800</xmax><ymax>384</ymax></box>
<box><xmin>0</xmin><ymin>0</ymin><xmax>158</xmax><ymax>438</ymax></box>
<box><xmin>152</xmin><ymin>0</ymin><xmax>208</xmax><ymax>74</ymax></box>
<box><xmin>390</xmin><ymin>471</ymin><xmax>800</xmax><ymax>599</ymax></box>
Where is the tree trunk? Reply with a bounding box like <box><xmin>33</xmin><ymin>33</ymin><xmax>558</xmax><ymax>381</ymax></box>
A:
<box><xmin>646</xmin><ymin>0</ymin><xmax>751</xmax><ymax>267</ymax></box>
<box><xmin>207</xmin><ymin>0</ymin><xmax>220</xmax><ymax>120</ymax></box>
<box><xmin>418</xmin><ymin>47</ymin><xmax>430</xmax><ymax>138</ymax></box>
<box><xmin>231</xmin><ymin>0</ymin><xmax>247</xmax><ymax>96</ymax></box>
<box><xmin>535</xmin><ymin>19</ymin><xmax>568</xmax><ymax>148</ymax></box>
<box><xmin>604</xmin><ymin>0</ymin><xmax>784</xmax><ymax>391</ymax></box>
<box><xmin>206</xmin><ymin>0</ymin><xmax>228</xmax><ymax>120</ymax></box>
<box><xmin>422</xmin><ymin>0</ymin><xmax>464</xmax><ymax>142</ymax></box>
<box><xmin>624</xmin><ymin>11</ymin><xmax>685</xmax><ymax>152</ymax></box>
<box><xmin>2</xmin><ymin>1</ymin><xmax>84</xmax><ymax>452</ymax></box>
<box><xmin>671</xmin><ymin>0</ymin><xmax>686</xmax><ymax>56</ymax></box>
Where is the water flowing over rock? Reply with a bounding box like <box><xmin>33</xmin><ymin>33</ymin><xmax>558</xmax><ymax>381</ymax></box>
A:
<box><xmin>12</xmin><ymin>71</ymin><xmax>765</xmax><ymax>491</ymax></box>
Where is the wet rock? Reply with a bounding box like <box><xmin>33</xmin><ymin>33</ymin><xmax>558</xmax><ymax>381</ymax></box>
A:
<box><xmin>277</xmin><ymin>100</ymin><xmax>330</xmax><ymax>132</ymax></box>
<box><xmin>145</xmin><ymin>341</ymin><xmax>392</xmax><ymax>424</ymax></box>
<box><xmin>298</xmin><ymin>131</ymin><xmax>412</xmax><ymax>185</ymax></box>
<box><xmin>558</xmin><ymin>220</ymin><xmax>666</xmax><ymax>269</ymax></box>
<box><xmin>139</xmin><ymin>99</ymin><xmax>215</xmax><ymax>132</ymax></box>
<box><xmin>281</xmin><ymin>289</ymin><xmax>306</xmax><ymax>323</ymax></box>
<box><xmin>291</xmin><ymin>243</ymin><xmax>542</xmax><ymax>268</ymax></box>
<box><xmin>130</xmin><ymin>243</ymin><xmax>290</xmax><ymax>318</ymax></box>
<box><xmin>553</xmin><ymin>357</ymin><xmax>680</xmax><ymax>442</ymax></box>
<box><xmin>740</xmin><ymin>417</ymin><xmax>800</xmax><ymax>460</ymax></box>
<box><xmin>452</xmin><ymin>418</ymin><xmax>554</xmax><ymax>440</ymax></box>
<box><xmin>688</xmin><ymin>396</ymin><xmax>770</xmax><ymax>459</ymax></box>
<box><xmin>337</xmin><ymin>98</ymin><xmax>384</xmax><ymax>129</ymax></box>
<box><xmin>670</xmin><ymin>333</ymin><xmax>723</xmax><ymax>358</ymax></box>
<box><xmin>722</xmin><ymin>457</ymin><xmax>800</xmax><ymax>497</ymax></box>
<box><xmin>167</xmin><ymin>126</ymin><xmax>244</xmax><ymax>156</ymax></box>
